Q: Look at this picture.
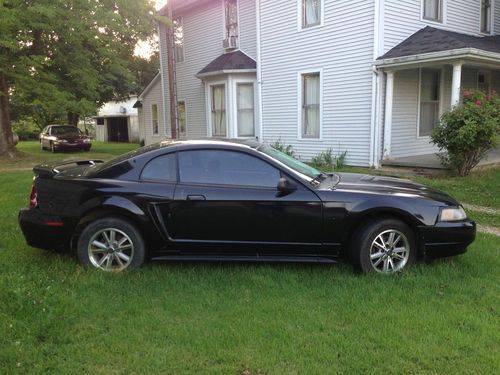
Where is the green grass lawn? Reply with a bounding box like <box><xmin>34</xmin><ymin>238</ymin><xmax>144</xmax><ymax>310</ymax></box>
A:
<box><xmin>0</xmin><ymin>145</ymin><xmax>499</xmax><ymax>373</ymax></box>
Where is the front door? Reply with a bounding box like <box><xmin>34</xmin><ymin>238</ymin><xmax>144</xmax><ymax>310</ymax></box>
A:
<box><xmin>165</xmin><ymin>149</ymin><xmax>323</xmax><ymax>256</ymax></box>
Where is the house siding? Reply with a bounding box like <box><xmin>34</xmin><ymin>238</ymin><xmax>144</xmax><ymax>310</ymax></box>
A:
<box><xmin>141</xmin><ymin>75</ymin><xmax>166</xmax><ymax>146</ymax></box>
<box><xmin>238</xmin><ymin>0</ymin><xmax>257</xmax><ymax>59</ymax></box>
<box><xmin>495</xmin><ymin>0</ymin><xmax>500</xmax><ymax>35</ymax></box>
<box><xmin>156</xmin><ymin>0</ymin><xmax>258</xmax><ymax>141</ymax></box>
<box><xmin>259</xmin><ymin>0</ymin><xmax>375</xmax><ymax>166</ymax></box>
<box><xmin>384</xmin><ymin>0</ymin><xmax>488</xmax><ymax>53</ymax></box>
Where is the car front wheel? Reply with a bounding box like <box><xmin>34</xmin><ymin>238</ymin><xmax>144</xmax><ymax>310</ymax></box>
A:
<box><xmin>349</xmin><ymin>218</ymin><xmax>417</xmax><ymax>274</ymax></box>
<box><xmin>77</xmin><ymin>217</ymin><xmax>145</xmax><ymax>272</ymax></box>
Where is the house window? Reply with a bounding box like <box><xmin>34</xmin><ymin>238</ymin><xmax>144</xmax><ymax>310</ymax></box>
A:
<box><xmin>178</xmin><ymin>100</ymin><xmax>187</xmax><ymax>137</ymax></box>
<box><xmin>302</xmin><ymin>0</ymin><xmax>322</xmax><ymax>28</ymax></box>
<box><xmin>237</xmin><ymin>83</ymin><xmax>255</xmax><ymax>137</ymax></box>
<box><xmin>211</xmin><ymin>85</ymin><xmax>226</xmax><ymax>137</ymax></box>
<box><xmin>481</xmin><ymin>0</ymin><xmax>492</xmax><ymax>33</ymax></box>
<box><xmin>301</xmin><ymin>72</ymin><xmax>321</xmax><ymax>138</ymax></box>
<box><xmin>96</xmin><ymin>118</ymin><xmax>104</xmax><ymax>125</ymax></box>
<box><xmin>419</xmin><ymin>69</ymin><xmax>441</xmax><ymax>137</ymax></box>
<box><xmin>224</xmin><ymin>0</ymin><xmax>238</xmax><ymax>43</ymax></box>
<box><xmin>423</xmin><ymin>0</ymin><xmax>443</xmax><ymax>22</ymax></box>
<box><xmin>173</xmin><ymin>17</ymin><xmax>184</xmax><ymax>62</ymax></box>
<box><xmin>152</xmin><ymin>104</ymin><xmax>159</xmax><ymax>135</ymax></box>
<box><xmin>478</xmin><ymin>71</ymin><xmax>491</xmax><ymax>94</ymax></box>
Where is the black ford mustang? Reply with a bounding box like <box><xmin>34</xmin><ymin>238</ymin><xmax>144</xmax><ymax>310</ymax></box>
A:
<box><xmin>19</xmin><ymin>139</ymin><xmax>476</xmax><ymax>274</ymax></box>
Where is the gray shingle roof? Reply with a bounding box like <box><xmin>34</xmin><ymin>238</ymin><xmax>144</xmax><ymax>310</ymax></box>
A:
<box><xmin>197</xmin><ymin>50</ymin><xmax>257</xmax><ymax>76</ymax></box>
<box><xmin>379</xmin><ymin>26</ymin><xmax>500</xmax><ymax>60</ymax></box>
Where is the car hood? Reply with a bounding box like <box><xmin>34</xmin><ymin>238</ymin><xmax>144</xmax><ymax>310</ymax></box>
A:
<box><xmin>56</xmin><ymin>134</ymin><xmax>89</xmax><ymax>141</ymax></box>
<box><xmin>331</xmin><ymin>172</ymin><xmax>459</xmax><ymax>206</ymax></box>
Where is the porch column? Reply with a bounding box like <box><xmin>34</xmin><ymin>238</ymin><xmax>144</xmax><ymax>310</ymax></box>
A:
<box><xmin>451</xmin><ymin>62</ymin><xmax>463</xmax><ymax>107</ymax></box>
<box><xmin>383</xmin><ymin>71</ymin><xmax>395</xmax><ymax>158</ymax></box>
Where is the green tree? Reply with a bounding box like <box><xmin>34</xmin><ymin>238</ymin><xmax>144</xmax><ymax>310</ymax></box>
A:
<box><xmin>0</xmin><ymin>0</ymin><xmax>156</xmax><ymax>157</ymax></box>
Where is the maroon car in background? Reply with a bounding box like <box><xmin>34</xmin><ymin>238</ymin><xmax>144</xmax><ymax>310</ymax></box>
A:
<box><xmin>40</xmin><ymin>125</ymin><xmax>92</xmax><ymax>152</ymax></box>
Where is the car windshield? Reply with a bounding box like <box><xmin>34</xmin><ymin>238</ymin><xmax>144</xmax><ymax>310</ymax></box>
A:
<box><xmin>258</xmin><ymin>144</ymin><xmax>323</xmax><ymax>182</ymax></box>
<box><xmin>51</xmin><ymin>126</ymin><xmax>81</xmax><ymax>136</ymax></box>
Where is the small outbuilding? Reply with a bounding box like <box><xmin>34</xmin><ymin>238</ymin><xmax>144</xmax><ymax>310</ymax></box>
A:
<box><xmin>94</xmin><ymin>96</ymin><xmax>140</xmax><ymax>143</ymax></box>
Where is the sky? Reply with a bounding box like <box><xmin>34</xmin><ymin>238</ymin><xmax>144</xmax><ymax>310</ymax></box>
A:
<box><xmin>134</xmin><ymin>1</ymin><xmax>167</xmax><ymax>58</ymax></box>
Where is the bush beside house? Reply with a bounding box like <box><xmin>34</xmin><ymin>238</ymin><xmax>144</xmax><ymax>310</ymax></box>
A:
<box><xmin>432</xmin><ymin>90</ymin><xmax>500</xmax><ymax>176</ymax></box>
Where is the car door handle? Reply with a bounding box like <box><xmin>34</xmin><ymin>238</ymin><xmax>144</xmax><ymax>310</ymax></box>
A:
<box><xmin>186</xmin><ymin>195</ymin><xmax>206</xmax><ymax>201</ymax></box>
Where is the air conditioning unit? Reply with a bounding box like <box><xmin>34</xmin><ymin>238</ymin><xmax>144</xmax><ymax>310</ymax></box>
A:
<box><xmin>222</xmin><ymin>36</ymin><xmax>238</xmax><ymax>50</ymax></box>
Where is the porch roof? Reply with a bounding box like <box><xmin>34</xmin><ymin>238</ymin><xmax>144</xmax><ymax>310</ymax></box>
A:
<box><xmin>376</xmin><ymin>27</ymin><xmax>500</xmax><ymax>68</ymax></box>
<box><xmin>196</xmin><ymin>50</ymin><xmax>257</xmax><ymax>79</ymax></box>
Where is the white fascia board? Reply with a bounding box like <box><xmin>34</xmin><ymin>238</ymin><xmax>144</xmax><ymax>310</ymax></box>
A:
<box><xmin>195</xmin><ymin>69</ymin><xmax>257</xmax><ymax>80</ymax></box>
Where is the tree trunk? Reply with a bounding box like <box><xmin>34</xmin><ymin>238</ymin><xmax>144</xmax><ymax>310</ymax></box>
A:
<box><xmin>67</xmin><ymin>112</ymin><xmax>79</xmax><ymax>127</ymax></box>
<box><xmin>0</xmin><ymin>73</ymin><xmax>16</xmax><ymax>158</ymax></box>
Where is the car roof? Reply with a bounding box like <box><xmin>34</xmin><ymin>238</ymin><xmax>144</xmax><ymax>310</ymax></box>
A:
<box><xmin>170</xmin><ymin>138</ymin><xmax>261</xmax><ymax>149</ymax></box>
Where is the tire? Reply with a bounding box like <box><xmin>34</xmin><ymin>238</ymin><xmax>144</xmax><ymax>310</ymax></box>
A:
<box><xmin>77</xmin><ymin>217</ymin><xmax>145</xmax><ymax>272</ymax></box>
<box><xmin>349</xmin><ymin>218</ymin><xmax>417</xmax><ymax>274</ymax></box>
<box><xmin>84</xmin><ymin>147</ymin><xmax>91</xmax><ymax>152</ymax></box>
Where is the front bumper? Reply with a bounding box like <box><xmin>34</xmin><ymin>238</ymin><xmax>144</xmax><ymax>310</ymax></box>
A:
<box><xmin>54</xmin><ymin>142</ymin><xmax>91</xmax><ymax>151</ymax></box>
<box><xmin>419</xmin><ymin>220</ymin><xmax>476</xmax><ymax>259</ymax></box>
<box><xmin>18</xmin><ymin>208</ymin><xmax>71</xmax><ymax>251</ymax></box>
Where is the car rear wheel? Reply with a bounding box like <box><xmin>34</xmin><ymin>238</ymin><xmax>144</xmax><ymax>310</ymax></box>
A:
<box><xmin>349</xmin><ymin>218</ymin><xmax>417</xmax><ymax>274</ymax></box>
<box><xmin>77</xmin><ymin>217</ymin><xmax>145</xmax><ymax>272</ymax></box>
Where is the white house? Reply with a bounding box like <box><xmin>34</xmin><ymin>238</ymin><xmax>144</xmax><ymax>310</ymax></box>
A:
<box><xmin>137</xmin><ymin>0</ymin><xmax>500</xmax><ymax>167</ymax></box>
<box><xmin>95</xmin><ymin>96</ymin><xmax>141</xmax><ymax>143</ymax></box>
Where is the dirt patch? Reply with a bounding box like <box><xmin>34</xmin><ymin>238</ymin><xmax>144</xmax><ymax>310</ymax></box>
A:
<box><xmin>463</xmin><ymin>203</ymin><xmax>500</xmax><ymax>215</ymax></box>
<box><xmin>477</xmin><ymin>225</ymin><xmax>500</xmax><ymax>237</ymax></box>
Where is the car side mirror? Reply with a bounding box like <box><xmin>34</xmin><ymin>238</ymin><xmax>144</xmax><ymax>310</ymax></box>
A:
<box><xmin>277</xmin><ymin>177</ymin><xmax>297</xmax><ymax>196</ymax></box>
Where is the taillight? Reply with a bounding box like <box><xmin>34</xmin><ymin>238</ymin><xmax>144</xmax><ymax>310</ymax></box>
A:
<box><xmin>29</xmin><ymin>185</ymin><xmax>38</xmax><ymax>208</ymax></box>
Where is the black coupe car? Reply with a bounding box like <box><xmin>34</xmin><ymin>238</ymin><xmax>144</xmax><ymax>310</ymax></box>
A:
<box><xmin>19</xmin><ymin>139</ymin><xmax>476</xmax><ymax>274</ymax></box>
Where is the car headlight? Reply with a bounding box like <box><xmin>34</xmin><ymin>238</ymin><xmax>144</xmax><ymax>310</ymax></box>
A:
<box><xmin>83</xmin><ymin>138</ymin><xmax>91</xmax><ymax>143</ymax></box>
<box><xmin>439</xmin><ymin>206</ymin><xmax>467</xmax><ymax>221</ymax></box>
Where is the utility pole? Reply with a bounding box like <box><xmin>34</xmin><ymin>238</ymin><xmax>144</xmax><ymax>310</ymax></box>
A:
<box><xmin>165</xmin><ymin>1</ymin><xmax>178</xmax><ymax>140</ymax></box>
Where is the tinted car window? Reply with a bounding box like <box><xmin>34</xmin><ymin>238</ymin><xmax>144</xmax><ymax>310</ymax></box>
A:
<box><xmin>51</xmin><ymin>126</ymin><xmax>81</xmax><ymax>136</ymax></box>
<box><xmin>141</xmin><ymin>153</ymin><xmax>177</xmax><ymax>182</ymax></box>
<box><xmin>179</xmin><ymin>150</ymin><xmax>280</xmax><ymax>188</ymax></box>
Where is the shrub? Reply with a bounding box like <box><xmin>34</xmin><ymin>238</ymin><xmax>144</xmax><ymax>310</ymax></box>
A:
<box><xmin>432</xmin><ymin>90</ymin><xmax>500</xmax><ymax>176</ymax></box>
<box><xmin>311</xmin><ymin>148</ymin><xmax>348</xmax><ymax>170</ymax></box>
<box><xmin>270</xmin><ymin>138</ymin><xmax>295</xmax><ymax>157</ymax></box>
<box><xmin>12</xmin><ymin>118</ymin><xmax>40</xmax><ymax>141</ymax></box>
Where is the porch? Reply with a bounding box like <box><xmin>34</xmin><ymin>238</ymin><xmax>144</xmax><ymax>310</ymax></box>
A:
<box><xmin>382</xmin><ymin>148</ymin><xmax>500</xmax><ymax>170</ymax></box>
<box><xmin>375</xmin><ymin>27</ymin><xmax>500</xmax><ymax>166</ymax></box>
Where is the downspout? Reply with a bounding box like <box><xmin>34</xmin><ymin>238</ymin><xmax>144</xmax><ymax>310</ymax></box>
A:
<box><xmin>256</xmin><ymin>0</ymin><xmax>263</xmax><ymax>142</ymax></box>
<box><xmin>370</xmin><ymin>0</ymin><xmax>384</xmax><ymax>168</ymax></box>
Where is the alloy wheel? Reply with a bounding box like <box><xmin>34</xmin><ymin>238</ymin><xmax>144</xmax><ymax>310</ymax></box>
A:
<box><xmin>87</xmin><ymin>228</ymin><xmax>134</xmax><ymax>271</ymax></box>
<box><xmin>369</xmin><ymin>229</ymin><xmax>410</xmax><ymax>273</ymax></box>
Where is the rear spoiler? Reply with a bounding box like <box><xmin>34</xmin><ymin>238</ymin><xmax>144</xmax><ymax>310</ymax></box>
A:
<box><xmin>33</xmin><ymin>160</ymin><xmax>104</xmax><ymax>178</ymax></box>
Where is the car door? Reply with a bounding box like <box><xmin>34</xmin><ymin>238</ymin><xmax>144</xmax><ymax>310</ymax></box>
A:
<box><xmin>165</xmin><ymin>149</ymin><xmax>323</xmax><ymax>256</ymax></box>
